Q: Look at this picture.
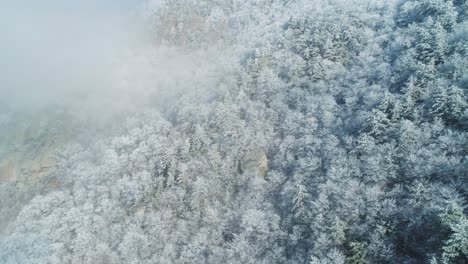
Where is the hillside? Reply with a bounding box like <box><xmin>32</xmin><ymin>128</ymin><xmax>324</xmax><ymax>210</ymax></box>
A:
<box><xmin>0</xmin><ymin>0</ymin><xmax>467</xmax><ymax>263</ymax></box>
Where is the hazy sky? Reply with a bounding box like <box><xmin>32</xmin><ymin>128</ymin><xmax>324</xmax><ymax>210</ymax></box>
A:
<box><xmin>0</xmin><ymin>0</ymin><xmax>145</xmax><ymax>110</ymax></box>
<box><xmin>0</xmin><ymin>0</ymin><xmax>225</xmax><ymax>126</ymax></box>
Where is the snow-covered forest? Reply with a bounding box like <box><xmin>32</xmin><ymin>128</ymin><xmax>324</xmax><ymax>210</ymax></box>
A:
<box><xmin>0</xmin><ymin>0</ymin><xmax>467</xmax><ymax>263</ymax></box>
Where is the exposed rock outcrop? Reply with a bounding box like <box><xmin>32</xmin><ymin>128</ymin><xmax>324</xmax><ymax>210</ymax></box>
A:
<box><xmin>0</xmin><ymin>161</ymin><xmax>16</xmax><ymax>182</ymax></box>
<box><xmin>240</xmin><ymin>148</ymin><xmax>268</xmax><ymax>177</ymax></box>
<box><xmin>0</xmin><ymin>109</ymin><xmax>77</xmax><ymax>232</ymax></box>
<box><xmin>0</xmin><ymin>110</ymin><xmax>73</xmax><ymax>184</ymax></box>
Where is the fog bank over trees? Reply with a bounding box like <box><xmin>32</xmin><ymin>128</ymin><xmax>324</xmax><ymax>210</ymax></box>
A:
<box><xmin>0</xmin><ymin>0</ymin><xmax>467</xmax><ymax>263</ymax></box>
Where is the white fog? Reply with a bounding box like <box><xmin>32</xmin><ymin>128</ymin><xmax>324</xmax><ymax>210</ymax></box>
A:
<box><xmin>0</xmin><ymin>1</ymin><xmax>466</xmax><ymax>263</ymax></box>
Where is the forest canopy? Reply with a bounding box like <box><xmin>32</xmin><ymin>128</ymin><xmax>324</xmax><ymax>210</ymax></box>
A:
<box><xmin>0</xmin><ymin>0</ymin><xmax>467</xmax><ymax>263</ymax></box>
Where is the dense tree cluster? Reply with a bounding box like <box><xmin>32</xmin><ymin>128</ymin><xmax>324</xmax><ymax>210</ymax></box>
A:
<box><xmin>0</xmin><ymin>0</ymin><xmax>466</xmax><ymax>263</ymax></box>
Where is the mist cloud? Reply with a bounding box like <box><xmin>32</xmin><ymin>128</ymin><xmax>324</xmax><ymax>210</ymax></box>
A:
<box><xmin>0</xmin><ymin>1</ymin><xmax>142</xmax><ymax>113</ymax></box>
<box><xmin>0</xmin><ymin>0</ymin><xmax>233</xmax><ymax>126</ymax></box>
